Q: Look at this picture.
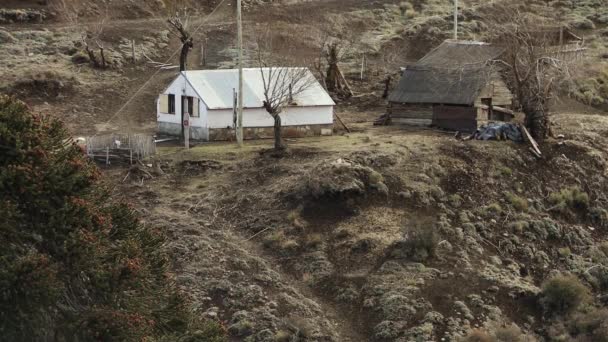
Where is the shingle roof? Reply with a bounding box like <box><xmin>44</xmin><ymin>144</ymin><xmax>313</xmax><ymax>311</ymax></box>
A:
<box><xmin>182</xmin><ymin>68</ymin><xmax>335</xmax><ymax>110</ymax></box>
<box><xmin>389</xmin><ymin>40</ymin><xmax>505</xmax><ymax>105</ymax></box>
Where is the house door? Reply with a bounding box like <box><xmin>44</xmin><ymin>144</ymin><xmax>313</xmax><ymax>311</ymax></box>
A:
<box><xmin>481</xmin><ymin>98</ymin><xmax>493</xmax><ymax>119</ymax></box>
<box><xmin>181</xmin><ymin>96</ymin><xmax>194</xmax><ymax>116</ymax></box>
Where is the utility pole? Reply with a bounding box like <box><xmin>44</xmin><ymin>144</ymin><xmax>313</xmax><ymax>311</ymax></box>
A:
<box><xmin>236</xmin><ymin>0</ymin><xmax>244</xmax><ymax>146</ymax></box>
<box><xmin>453</xmin><ymin>0</ymin><xmax>458</xmax><ymax>40</ymax></box>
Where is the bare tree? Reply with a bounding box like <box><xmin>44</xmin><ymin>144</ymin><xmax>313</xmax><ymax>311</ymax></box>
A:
<box><xmin>167</xmin><ymin>15</ymin><xmax>193</xmax><ymax>72</ymax></box>
<box><xmin>51</xmin><ymin>0</ymin><xmax>109</xmax><ymax>69</ymax></box>
<box><xmin>50</xmin><ymin>0</ymin><xmax>80</xmax><ymax>23</ymax></box>
<box><xmin>255</xmin><ymin>29</ymin><xmax>317</xmax><ymax>150</ymax></box>
<box><xmin>379</xmin><ymin>42</ymin><xmax>410</xmax><ymax>98</ymax></box>
<box><xmin>84</xmin><ymin>15</ymin><xmax>108</xmax><ymax>69</ymax></box>
<box><xmin>485</xmin><ymin>2</ymin><xmax>573</xmax><ymax>140</ymax></box>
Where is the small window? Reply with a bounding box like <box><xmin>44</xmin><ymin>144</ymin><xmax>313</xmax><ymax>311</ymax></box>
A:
<box><xmin>168</xmin><ymin>94</ymin><xmax>175</xmax><ymax>114</ymax></box>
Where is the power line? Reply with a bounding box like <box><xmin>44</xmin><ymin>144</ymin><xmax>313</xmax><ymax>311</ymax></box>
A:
<box><xmin>94</xmin><ymin>0</ymin><xmax>230</xmax><ymax>136</ymax></box>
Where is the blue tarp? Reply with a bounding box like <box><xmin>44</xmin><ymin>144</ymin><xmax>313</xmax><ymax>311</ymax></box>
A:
<box><xmin>474</xmin><ymin>122</ymin><xmax>523</xmax><ymax>142</ymax></box>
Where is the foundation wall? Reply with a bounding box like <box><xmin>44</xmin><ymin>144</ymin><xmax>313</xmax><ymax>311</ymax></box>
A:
<box><xmin>209</xmin><ymin>124</ymin><xmax>334</xmax><ymax>141</ymax></box>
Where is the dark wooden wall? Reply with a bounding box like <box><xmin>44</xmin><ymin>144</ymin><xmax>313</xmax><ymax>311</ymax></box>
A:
<box><xmin>433</xmin><ymin>105</ymin><xmax>478</xmax><ymax>132</ymax></box>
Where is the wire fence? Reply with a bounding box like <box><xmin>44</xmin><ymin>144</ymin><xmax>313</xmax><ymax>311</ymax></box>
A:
<box><xmin>85</xmin><ymin>133</ymin><xmax>156</xmax><ymax>165</ymax></box>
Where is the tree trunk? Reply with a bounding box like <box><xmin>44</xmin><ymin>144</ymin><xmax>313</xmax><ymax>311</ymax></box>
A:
<box><xmin>525</xmin><ymin>110</ymin><xmax>550</xmax><ymax>141</ymax></box>
<box><xmin>325</xmin><ymin>44</ymin><xmax>340</xmax><ymax>92</ymax></box>
<box><xmin>382</xmin><ymin>76</ymin><xmax>392</xmax><ymax>99</ymax></box>
<box><xmin>180</xmin><ymin>38</ymin><xmax>193</xmax><ymax>72</ymax></box>
<box><xmin>273</xmin><ymin>114</ymin><xmax>284</xmax><ymax>150</ymax></box>
<box><xmin>85</xmin><ymin>45</ymin><xmax>99</xmax><ymax>67</ymax></box>
<box><xmin>99</xmin><ymin>47</ymin><xmax>106</xmax><ymax>69</ymax></box>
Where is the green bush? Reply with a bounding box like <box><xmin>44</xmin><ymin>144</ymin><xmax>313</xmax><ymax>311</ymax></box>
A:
<box><xmin>541</xmin><ymin>274</ymin><xmax>591</xmax><ymax>314</ymax></box>
<box><xmin>0</xmin><ymin>96</ymin><xmax>226</xmax><ymax>341</ymax></box>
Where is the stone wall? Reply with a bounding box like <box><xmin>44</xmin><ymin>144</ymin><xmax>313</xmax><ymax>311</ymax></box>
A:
<box><xmin>209</xmin><ymin>124</ymin><xmax>334</xmax><ymax>141</ymax></box>
<box><xmin>158</xmin><ymin>122</ymin><xmax>208</xmax><ymax>140</ymax></box>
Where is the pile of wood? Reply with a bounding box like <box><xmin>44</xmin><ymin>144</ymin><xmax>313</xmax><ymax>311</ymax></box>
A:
<box><xmin>325</xmin><ymin>43</ymin><xmax>353</xmax><ymax>98</ymax></box>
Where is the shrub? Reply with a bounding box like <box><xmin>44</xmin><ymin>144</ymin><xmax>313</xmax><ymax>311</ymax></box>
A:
<box><xmin>461</xmin><ymin>323</ymin><xmax>535</xmax><ymax>342</ymax></box>
<box><xmin>497</xmin><ymin>165</ymin><xmax>513</xmax><ymax>177</ymax></box>
<box><xmin>541</xmin><ymin>274</ymin><xmax>591</xmax><ymax>314</ymax></box>
<box><xmin>569</xmin><ymin>308</ymin><xmax>608</xmax><ymax>341</ymax></box>
<box><xmin>71</xmin><ymin>50</ymin><xmax>90</xmax><ymax>64</ymax></box>
<box><xmin>506</xmin><ymin>192</ymin><xmax>528</xmax><ymax>212</ymax></box>
<box><xmin>570</xmin><ymin>18</ymin><xmax>595</xmax><ymax>30</ymax></box>
<box><xmin>589</xmin><ymin>207</ymin><xmax>608</xmax><ymax>227</ymax></box>
<box><xmin>399</xmin><ymin>1</ymin><xmax>414</xmax><ymax>16</ymax></box>
<box><xmin>548</xmin><ymin>187</ymin><xmax>590</xmax><ymax>212</ymax></box>
<box><xmin>395</xmin><ymin>226</ymin><xmax>439</xmax><ymax>261</ymax></box>
<box><xmin>493</xmin><ymin>324</ymin><xmax>532</xmax><ymax>342</ymax></box>
<box><xmin>0</xmin><ymin>96</ymin><xmax>225</xmax><ymax>341</ymax></box>
<box><xmin>460</xmin><ymin>330</ymin><xmax>493</xmax><ymax>342</ymax></box>
<box><xmin>508</xmin><ymin>221</ymin><xmax>529</xmax><ymax>234</ymax></box>
<box><xmin>485</xmin><ymin>203</ymin><xmax>503</xmax><ymax>215</ymax></box>
<box><xmin>449</xmin><ymin>194</ymin><xmax>463</xmax><ymax>207</ymax></box>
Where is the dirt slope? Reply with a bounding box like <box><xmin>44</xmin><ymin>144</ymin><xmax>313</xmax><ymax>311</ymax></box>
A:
<box><xmin>108</xmin><ymin>110</ymin><xmax>608</xmax><ymax>341</ymax></box>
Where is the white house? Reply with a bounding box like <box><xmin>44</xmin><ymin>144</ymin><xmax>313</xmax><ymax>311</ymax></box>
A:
<box><xmin>156</xmin><ymin>68</ymin><xmax>335</xmax><ymax>141</ymax></box>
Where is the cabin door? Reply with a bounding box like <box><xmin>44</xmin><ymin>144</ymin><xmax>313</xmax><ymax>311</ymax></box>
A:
<box><xmin>481</xmin><ymin>98</ymin><xmax>493</xmax><ymax>119</ymax></box>
<box><xmin>181</xmin><ymin>96</ymin><xmax>194</xmax><ymax>116</ymax></box>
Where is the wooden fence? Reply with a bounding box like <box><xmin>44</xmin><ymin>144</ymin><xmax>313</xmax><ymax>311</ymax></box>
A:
<box><xmin>85</xmin><ymin>133</ymin><xmax>156</xmax><ymax>165</ymax></box>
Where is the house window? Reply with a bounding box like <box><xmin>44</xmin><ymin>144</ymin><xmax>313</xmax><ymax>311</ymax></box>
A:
<box><xmin>168</xmin><ymin>94</ymin><xmax>175</xmax><ymax>114</ymax></box>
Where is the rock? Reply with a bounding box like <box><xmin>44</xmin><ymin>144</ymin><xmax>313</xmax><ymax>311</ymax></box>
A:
<box><xmin>204</xmin><ymin>306</ymin><xmax>219</xmax><ymax>319</ymax></box>
<box><xmin>398</xmin><ymin>190</ymin><xmax>412</xmax><ymax>199</ymax></box>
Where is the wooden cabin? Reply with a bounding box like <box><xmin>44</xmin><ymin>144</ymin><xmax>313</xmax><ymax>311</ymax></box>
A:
<box><xmin>387</xmin><ymin>40</ymin><xmax>515</xmax><ymax>132</ymax></box>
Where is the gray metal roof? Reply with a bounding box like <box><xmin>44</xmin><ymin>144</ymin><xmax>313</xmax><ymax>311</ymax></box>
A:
<box><xmin>389</xmin><ymin>40</ymin><xmax>505</xmax><ymax>106</ymax></box>
<box><xmin>182</xmin><ymin>68</ymin><xmax>335</xmax><ymax>110</ymax></box>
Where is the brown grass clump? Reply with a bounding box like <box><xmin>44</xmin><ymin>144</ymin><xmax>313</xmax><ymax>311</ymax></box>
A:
<box><xmin>541</xmin><ymin>274</ymin><xmax>591</xmax><ymax>314</ymax></box>
<box><xmin>506</xmin><ymin>192</ymin><xmax>528</xmax><ymax>212</ymax></box>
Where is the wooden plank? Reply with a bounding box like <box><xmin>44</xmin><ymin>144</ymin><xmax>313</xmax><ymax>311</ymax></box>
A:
<box><xmin>392</xmin><ymin>118</ymin><xmax>432</xmax><ymax>126</ymax></box>
<box><xmin>520</xmin><ymin>125</ymin><xmax>542</xmax><ymax>156</ymax></box>
<box><xmin>334</xmin><ymin>113</ymin><xmax>351</xmax><ymax>133</ymax></box>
